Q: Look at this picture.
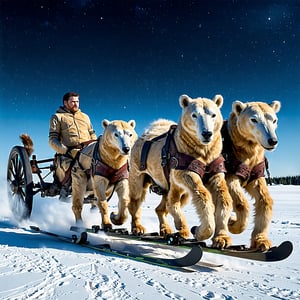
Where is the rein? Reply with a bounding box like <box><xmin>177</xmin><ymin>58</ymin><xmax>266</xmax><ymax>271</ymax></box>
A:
<box><xmin>60</xmin><ymin>139</ymin><xmax>97</xmax><ymax>186</ymax></box>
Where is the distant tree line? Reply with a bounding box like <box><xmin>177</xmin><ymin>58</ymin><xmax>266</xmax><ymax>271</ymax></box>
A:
<box><xmin>267</xmin><ymin>175</ymin><xmax>300</xmax><ymax>185</ymax></box>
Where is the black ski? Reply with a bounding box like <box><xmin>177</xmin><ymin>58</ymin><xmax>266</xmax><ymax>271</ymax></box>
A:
<box><xmin>31</xmin><ymin>225</ymin><xmax>88</xmax><ymax>243</ymax></box>
<box><xmin>200</xmin><ymin>241</ymin><xmax>293</xmax><ymax>262</ymax></box>
<box><xmin>70</xmin><ymin>225</ymin><xmax>293</xmax><ymax>262</ymax></box>
<box><xmin>70</xmin><ymin>225</ymin><xmax>222</xmax><ymax>268</ymax></box>
<box><xmin>30</xmin><ymin>226</ymin><xmax>202</xmax><ymax>270</ymax></box>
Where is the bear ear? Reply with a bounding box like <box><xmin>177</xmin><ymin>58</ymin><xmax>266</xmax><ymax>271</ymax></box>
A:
<box><xmin>232</xmin><ymin>100</ymin><xmax>246</xmax><ymax>115</ymax></box>
<box><xmin>270</xmin><ymin>100</ymin><xmax>281</xmax><ymax>113</ymax></box>
<box><xmin>179</xmin><ymin>94</ymin><xmax>191</xmax><ymax>108</ymax></box>
<box><xmin>213</xmin><ymin>94</ymin><xmax>223</xmax><ymax>108</ymax></box>
<box><xmin>102</xmin><ymin>119</ymin><xmax>110</xmax><ymax>128</ymax></box>
<box><xmin>128</xmin><ymin>120</ymin><xmax>136</xmax><ymax>129</ymax></box>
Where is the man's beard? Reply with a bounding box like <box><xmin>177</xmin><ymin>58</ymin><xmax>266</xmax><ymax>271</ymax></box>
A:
<box><xmin>70</xmin><ymin>107</ymin><xmax>79</xmax><ymax>113</ymax></box>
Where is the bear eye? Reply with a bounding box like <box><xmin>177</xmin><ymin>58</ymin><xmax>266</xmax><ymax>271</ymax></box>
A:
<box><xmin>191</xmin><ymin>113</ymin><xmax>197</xmax><ymax>119</ymax></box>
<box><xmin>211</xmin><ymin>113</ymin><xmax>216</xmax><ymax>118</ymax></box>
<box><xmin>114</xmin><ymin>132</ymin><xmax>119</xmax><ymax>137</ymax></box>
<box><xmin>273</xmin><ymin>119</ymin><xmax>277</xmax><ymax>124</ymax></box>
<box><xmin>124</xmin><ymin>130</ymin><xmax>132</xmax><ymax>137</ymax></box>
<box><xmin>250</xmin><ymin>118</ymin><xmax>258</xmax><ymax>123</ymax></box>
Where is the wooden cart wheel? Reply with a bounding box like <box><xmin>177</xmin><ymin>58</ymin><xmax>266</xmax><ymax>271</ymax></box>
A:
<box><xmin>7</xmin><ymin>146</ymin><xmax>33</xmax><ymax>220</ymax></box>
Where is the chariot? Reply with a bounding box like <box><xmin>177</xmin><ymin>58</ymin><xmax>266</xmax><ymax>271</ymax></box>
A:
<box><xmin>6</xmin><ymin>142</ymin><xmax>94</xmax><ymax>220</ymax></box>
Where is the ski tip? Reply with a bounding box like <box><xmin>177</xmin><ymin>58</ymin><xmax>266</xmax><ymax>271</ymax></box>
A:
<box><xmin>279</xmin><ymin>240</ymin><xmax>293</xmax><ymax>256</ymax></box>
<box><xmin>166</xmin><ymin>244</ymin><xmax>203</xmax><ymax>268</ymax></box>
<box><xmin>267</xmin><ymin>240</ymin><xmax>293</xmax><ymax>262</ymax></box>
<box><xmin>280</xmin><ymin>240</ymin><xmax>293</xmax><ymax>250</ymax></box>
<box><xmin>189</xmin><ymin>245</ymin><xmax>203</xmax><ymax>264</ymax></box>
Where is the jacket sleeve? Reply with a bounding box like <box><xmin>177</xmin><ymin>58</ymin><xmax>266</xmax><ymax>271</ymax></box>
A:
<box><xmin>89</xmin><ymin>129</ymin><xmax>97</xmax><ymax>140</ymax></box>
<box><xmin>86</xmin><ymin>115</ymin><xmax>97</xmax><ymax>140</ymax></box>
<box><xmin>48</xmin><ymin>114</ymin><xmax>68</xmax><ymax>154</ymax></box>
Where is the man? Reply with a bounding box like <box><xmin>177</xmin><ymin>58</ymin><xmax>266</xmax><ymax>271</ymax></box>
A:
<box><xmin>49</xmin><ymin>91</ymin><xmax>97</xmax><ymax>201</ymax></box>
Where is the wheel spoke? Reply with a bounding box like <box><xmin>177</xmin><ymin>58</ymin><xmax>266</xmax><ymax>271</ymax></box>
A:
<box><xmin>7</xmin><ymin>146</ymin><xmax>33</xmax><ymax>219</ymax></box>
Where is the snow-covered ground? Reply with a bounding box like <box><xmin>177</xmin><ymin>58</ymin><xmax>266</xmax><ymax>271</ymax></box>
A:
<box><xmin>0</xmin><ymin>182</ymin><xmax>299</xmax><ymax>300</ymax></box>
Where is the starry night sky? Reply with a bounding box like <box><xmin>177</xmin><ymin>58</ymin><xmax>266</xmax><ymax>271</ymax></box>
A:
<box><xmin>0</xmin><ymin>0</ymin><xmax>299</xmax><ymax>177</ymax></box>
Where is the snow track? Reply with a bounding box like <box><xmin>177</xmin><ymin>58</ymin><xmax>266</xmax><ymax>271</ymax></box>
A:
<box><xmin>0</xmin><ymin>185</ymin><xmax>299</xmax><ymax>299</ymax></box>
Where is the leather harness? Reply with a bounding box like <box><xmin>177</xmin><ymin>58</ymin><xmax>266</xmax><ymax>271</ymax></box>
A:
<box><xmin>91</xmin><ymin>138</ymin><xmax>129</xmax><ymax>184</ymax></box>
<box><xmin>60</xmin><ymin>139</ymin><xmax>97</xmax><ymax>186</ymax></box>
<box><xmin>140</xmin><ymin>125</ymin><xmax>227</xmax><ymax>194</ymax></box>
<box><xmin>221</xmin><ymin>120</ymin><xmax>270</xmax><ymax>185</ymax></box>
<box><xmin>61</xmin><ymin>138</ymin><xmax>129</xmax><ymax>189</ymax></box>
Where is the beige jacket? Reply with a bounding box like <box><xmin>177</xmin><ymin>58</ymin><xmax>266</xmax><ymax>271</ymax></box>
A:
<box><xmin>49</xmin><ymin>106</ymin><xmax>97</xmax><ymax>154</ymax></box>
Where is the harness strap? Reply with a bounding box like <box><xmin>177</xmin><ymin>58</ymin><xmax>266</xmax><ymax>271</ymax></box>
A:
<box><xmin>61</xmin><ymin>167</ymin><xmax>72</xmax><ymax>186</ymax></box>
<box><xmin>60</xmin><ymin>151</ymin><xmax>81</xmax><ymax>186</ymax></box>
<box><xmin>249</xmin><ymin>160</ymin><xmax>266</xmax><ymax>183</ymax></box>
<box><xmin>67</xmin><ymin>139</ymin><xmax>97</xmax><ymax>154</ymax></box>
<box><xmin>140</xmin><ymin>129</ymin><xmax>172</xmax><ymax>171</ymax></box>
<box><xmin>140</xmin><ymin>141</ymin><xmax>152</xmax><ymax>171</ymax></box>
<box><xmin>202</xmin><ymin>155</ymin><xmax>227</xmax><ymax>182</ymax></box>
<box><xmin>221</xmin><ymin>121</ymin><xmax>267</xmax><ymax>184</ymax></box>
<box><xmin>60</xmin><ymin>139</ymin><xmax>98</xmax><ymax>185</ymax></box>
<box><xmin>92</xmin><ymin>160</ymin><xmax>129</xmax><ymax>184</ymax></box>
<box><xmin>167</xmin><ymin>132</ymin><xmax>226</xmax><ymax>184</ymax></box>
<box><xmin>91</xmin><ymin>137</ymin><xmax>129</xmax><ymax>184</ymax></box>
<box><xmin>169</xmin><ymin>140</ymin><xmax>226</xmax><ymax>183</ymax></box>
<box><xmin>265</xmin><ymin>157</ymin><xmax>272</xmax><ymax>185</ymax></box>
<box><xmin>140</xmin><ymin>125</ymin><xmax>226</xmax><ymax>194</ymax></box>
<box><xmin>161</xmin><ymin>125</ymin><xmax>177</xmax><ymax>182</ymax></box>
<box><xmin>81</xmin><ymin>139</ymin><xmax>97</xmax><ymax>147</ymax></box>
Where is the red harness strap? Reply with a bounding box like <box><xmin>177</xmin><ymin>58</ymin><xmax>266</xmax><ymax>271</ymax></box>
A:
<box><xmin>92</xmin><ymin>160</ymin><xmax>129</xmax><ymax>184</ymax></box>
<box><xmin>221</xmin><ymin>121</ymin><xmax>268</xmax><ymax>184</ymax></box>
<box><xmin>166</xmin><ymin>129</ymin><xmax>226</xmax><ymax>184</ymax></box>
<box><xmin>140</xmin><ymin>125</ymin><xmax>227</xmax><ymax>194</ymax></box>
<box><xmin>227</xmin><ymin>157</ymin><xmax>266</xmax><ymax>183</ymax></box>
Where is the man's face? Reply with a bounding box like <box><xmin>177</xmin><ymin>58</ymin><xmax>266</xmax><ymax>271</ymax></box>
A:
<box><xmin>65</xmin><ymin>96</ymin><xmax>79</xmax><ymax>113</ymax></box>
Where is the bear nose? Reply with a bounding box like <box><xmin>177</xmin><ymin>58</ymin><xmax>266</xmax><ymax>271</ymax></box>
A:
<box><xmin>202</xmin><ymin>131</ymin><xmax>212</xmax><ymax>140</ymax></box>
<box><xmin>268</xmin><ymin>138</ymin><xmax>278</xmax><ymax>146</ymax></box>
<box><xmin>122</xmin><ymin>146</ymin><xmax>130</xmax><ymax>154</ymax></box>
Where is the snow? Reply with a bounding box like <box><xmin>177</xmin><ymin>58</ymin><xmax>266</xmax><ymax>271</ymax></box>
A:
<box><xmin>0</xmin><ymin>181</ymin><xmax>299</xmax><ymax>300</ymax></box>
